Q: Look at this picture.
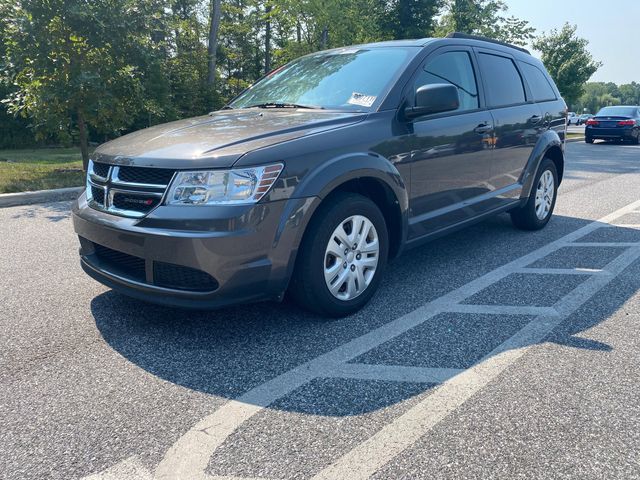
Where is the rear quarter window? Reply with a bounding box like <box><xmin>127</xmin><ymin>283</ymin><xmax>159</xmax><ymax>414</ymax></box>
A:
<box><xmin>519</xmin><ymin>62</ymin><xmax>557</xmax><ymax>102</ymax></box>
<box><xmin>478</xmin><ymin>53</ymin><xmax>526</xmax><ymax>107</ymax></box>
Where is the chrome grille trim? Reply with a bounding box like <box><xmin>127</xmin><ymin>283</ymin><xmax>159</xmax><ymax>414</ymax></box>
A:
<box><xmin>86</xmin><ymin>160</ymin><xmax>175</xmax><ymax>219</ymax></box>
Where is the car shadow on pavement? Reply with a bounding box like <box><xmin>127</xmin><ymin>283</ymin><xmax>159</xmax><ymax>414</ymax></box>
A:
<box><xmin>91</xmin><ymin>215</ymin><xmax>640</xmax><ymax>416</ymax></box>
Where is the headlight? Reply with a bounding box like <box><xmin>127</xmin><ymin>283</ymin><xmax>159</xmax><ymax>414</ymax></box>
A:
<box><xmin>166</xmin><ymin>163</ymin><xmax>284</xmax><ymax>205</ymax></box>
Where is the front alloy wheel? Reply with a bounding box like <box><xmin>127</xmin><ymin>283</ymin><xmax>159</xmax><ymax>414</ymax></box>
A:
<box><xmin>324</xmin><ymin>215</ymin><xmax>379</xmax><ymax>301</ymax></box>
<box><xmin>289</xmin><ymin>192</ymin><xmax>388</xmax><ymax>317</ymax></box>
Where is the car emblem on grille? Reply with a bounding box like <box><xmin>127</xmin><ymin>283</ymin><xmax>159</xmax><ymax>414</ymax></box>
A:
<box><xmin>87</xmin><ymin>162</ymin><xmax>168</xmax><ymax>218</ymax></box>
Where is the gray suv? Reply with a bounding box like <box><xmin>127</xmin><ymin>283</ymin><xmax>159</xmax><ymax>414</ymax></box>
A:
<box><xmin>73</xmin><ymin>33</ymin><xmax>566</xmax><ymax>317</ymax></box>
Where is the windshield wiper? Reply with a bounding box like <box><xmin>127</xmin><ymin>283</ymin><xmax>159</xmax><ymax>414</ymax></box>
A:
<box><xmin>244</xmin><ymin>102</ymin><xmax>325</xmax><ymax>110</ymax></box>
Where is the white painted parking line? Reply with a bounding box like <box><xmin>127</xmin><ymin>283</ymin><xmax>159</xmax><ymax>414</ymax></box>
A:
<box><xmin>209</xmin><ymin>476</ymin><xmax>277</xmax><ymax>480</ymax></box>
<box><xmin>147</xmin><ymin>200</ymin><xmax>640</xmax><ymax>480</ymax></box>
<box><xmin>610</xmin><ymin>224</ymin><xmax>640</xmax><ymax>229</ymax></box>
<box><xmin>568</xmin><ymin>242</ymin><xmax>640</xmax><ymax>247</ymax></box>
<box><xmin>516</xmin><ymin>267</ymin><xmax>610</xmax><ymax>276</ymax></box>
<box><xmin>327</xmin><ymin>363</ymin><xmax>463</xmax><ymax>384</ymax></box>
<box><xmin>444</xmin><ymin>303</ymin><xmax>559</xmax><ymax>316</ymax></box>
<box><xmin>312</xmin><ymin>244</ymin><xmax>640</xmax><ymax>480</ymax></box>
<box><xmin>83</xmin><ymin>456</ymin><xmax>153</xmax><ymax>480</ymax></box>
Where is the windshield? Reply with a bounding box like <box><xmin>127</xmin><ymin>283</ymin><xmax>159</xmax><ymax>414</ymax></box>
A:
<box><xmin>597</xmin><ymin>106</ymin><xmax>637</xmax><ymax>117</ymax></box>
<box><xmin>229</xmin><ymin>47</ymin><xmax>416</xmax><ymax>111</ymax></box>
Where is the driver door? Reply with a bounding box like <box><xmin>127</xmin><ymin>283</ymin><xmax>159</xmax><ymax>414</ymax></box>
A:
<box><xmin>407</xmin><ymin>47</ymin><xmax>496</xmax><ymax>238</ymax></box>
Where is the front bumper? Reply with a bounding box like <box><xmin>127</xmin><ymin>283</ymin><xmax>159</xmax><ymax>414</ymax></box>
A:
<box><xmin>72</xmin><ymin>191</ymin><xmax>319</xmax><ymax>309</ymax></box>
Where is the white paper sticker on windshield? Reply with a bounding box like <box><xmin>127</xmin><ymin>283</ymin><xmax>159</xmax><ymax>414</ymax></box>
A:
<box><xmin>347</xmin><ymin>92</ymin><xmax>376</xmax><ymax>107</ymax></box>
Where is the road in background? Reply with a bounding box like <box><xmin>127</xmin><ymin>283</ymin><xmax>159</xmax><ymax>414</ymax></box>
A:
<box><xmin>1</xmin><ymin>141</ymin><xmax>640</xmax><ymax>480</ymax></box>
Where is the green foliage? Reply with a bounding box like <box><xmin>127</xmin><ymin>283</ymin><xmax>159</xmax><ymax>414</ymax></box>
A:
<box><xmin>575</xmin><ymin>81</ymin><xmax>640</xmax><ymax>114</ymax></box>
<box><xmin>437</xmin><ymin>0</ymin><xmax>535</xmax><ymax>46</ymax></box>
<box><xmin>533</xmin><ymin>23</ymin><xmax>602</xmax><ymax>108</ymax></box>
<box><xmin>0</xmin><ymin>0</ymin><xmax>567</xmax><ymax>158</ymax></box>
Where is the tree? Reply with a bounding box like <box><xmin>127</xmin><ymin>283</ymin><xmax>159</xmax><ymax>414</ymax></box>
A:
<box><xmin>207</xmin><ymin>0</ymin><xmax>222</xmax><ymax>84</ymax></box>
<box><xmin>382</xmin><ymin>0</ymin><xmax>441</xmax><ymax>40</ymax></box>
<box><xmin>533</xmin><ymin>23</ymin><xmax>602</xmax><ymax>108</ymax></box>
<box><xmin>2</xmin><ymin>0</ymin><xmax>170</xmax><ymax>168</ymax></box>
<box><xmin>618</xmin><ymin>82</ymin><xmax>640</xmax><ymax>106</ymax></box>
<box><xmin>437</xmin><ymin>0</ymin><xmax>535</xmax><ymax>46</ymax></box>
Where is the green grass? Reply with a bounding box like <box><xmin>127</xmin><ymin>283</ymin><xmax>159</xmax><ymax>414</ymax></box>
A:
<box><xmin>0</xmin><ymin>148</ymin><xmax>88</xmax><ymax>194</ymax></box>
<box><xmin>566</xmin><ymin>132</ymin><xmax>584</xmax><ymax>139</ymax></box>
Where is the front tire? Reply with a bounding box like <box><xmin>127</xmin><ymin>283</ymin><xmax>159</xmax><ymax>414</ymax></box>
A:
<box><xmin>289</xmin><ymin>193</ymin><xmax>388</xmax><ymax>317</ymax></box>
<box><xmin>510</xmin><ymin>158</ymin><xmax>558</xmax><ymax>231</ymax></box>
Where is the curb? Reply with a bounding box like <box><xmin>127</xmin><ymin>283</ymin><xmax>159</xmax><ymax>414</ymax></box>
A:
<box><xmin>0</xmin><ymin>186</ymin><xmax>83</xmax><ymax>208</ymax></box>
<box><xmin>566</xmin><ymin>137</ymin><xmax>585</xmax><ymax>143</ymax></box>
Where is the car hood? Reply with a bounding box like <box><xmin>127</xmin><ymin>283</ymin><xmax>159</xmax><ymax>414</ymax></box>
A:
<box><xmin>93</xmin><ymin>109</ymin><xmax>366</xmax><ymax>169</ymax></box>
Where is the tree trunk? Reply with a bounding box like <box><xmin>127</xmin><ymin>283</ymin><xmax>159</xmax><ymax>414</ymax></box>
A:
<box><xmin>320</xmin><ymin>26</ymin><xmax>328</xmax><ymax>49</ymax></box>
<box><xmin>77</xmin><ymin>108</ymin><xmax>89</xmax><ymax>171</ymax></box>
<box><xmin>207</xmin><ymin>0</ymin><xmax>222</xmax><ymax>85</ymax></box>
<box><xmin>264</xmin><ymin>4</ymin><xmax>272</xmax><ymax>74</ymax></box>
<box><xmin>296</xmin><ymin>21</ymin><xmax>301</xmax><ymax>43</ymax></box>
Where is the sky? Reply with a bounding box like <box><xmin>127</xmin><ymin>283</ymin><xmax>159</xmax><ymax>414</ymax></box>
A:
<box><xmin>505</xmin><ymin>0</ymin><xmax>639</xmax><ymax>84</ymax></box>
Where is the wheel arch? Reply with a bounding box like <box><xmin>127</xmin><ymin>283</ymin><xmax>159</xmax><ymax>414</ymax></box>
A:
<box><xmin>520</xmin><ymin>131</ymin><xmax>565</xmax><ymax>198</ymax></box>
<box><xmin>291</xmin><ymin>153</ymin><xmax>409</xmax><ymax>262</ymax></box>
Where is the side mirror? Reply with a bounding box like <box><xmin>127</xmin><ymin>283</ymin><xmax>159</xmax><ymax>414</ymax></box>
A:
<box><xmin>405</xmin><ymin>83</ymin><xmax>459</xmax><ymax>120</ymax></box>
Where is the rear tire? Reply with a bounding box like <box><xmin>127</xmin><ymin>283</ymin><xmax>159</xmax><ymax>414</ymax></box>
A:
<box><xmin>585</xmin><ymin>136</ymin><xmax>594</xmax><ymax>144</ymax></box>
<box><xmin>289</xmin><ymin>193</ymin><xmax>388</xmax><ymax>317</ymax></box>
<box><xmin>510</xmin><ymin>158</ymin><xmax>558</xmax><ymax>231</ymax></box>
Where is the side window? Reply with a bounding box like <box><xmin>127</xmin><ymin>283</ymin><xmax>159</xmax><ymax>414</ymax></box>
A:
<box><xmin>519</xmin><ymin>62</ymin><xmax>556</xmax><ymax>102</ymax></box>
<box><xmin>478</xmin><ymin>53</ymin><xmax>526</xmax><ymax>107</ymax></box>
<box><xmin>414</xmin><ymin>51</ymin><xmax>479</xmax><ymax>112</ymax></box>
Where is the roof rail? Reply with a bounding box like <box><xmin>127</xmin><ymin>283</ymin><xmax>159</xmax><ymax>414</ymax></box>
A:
<box><xmin>446</xmin><ymin>32</ymin><xmax>530</xmax><ymax>55</ymax></box>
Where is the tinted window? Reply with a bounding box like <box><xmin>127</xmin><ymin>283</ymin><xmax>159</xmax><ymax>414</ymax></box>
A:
<box><xmin>414</xmin><ymin>51</ymin><xmax>479</xmax><ymax>111</ymax></box>
<box><xmin>596</xmin><ymin>106</ymin><xmax>638</xmax><ymax>117</ymax></box>
<box><xmin>478</xmin><ymin>53</ymin><xmax>526</xmax><ymax>107</ymax></box>
<box><xmin>519</xmin><ymin>62</ymin><xmax>556</xmax><ymax>102</ymax></box>
<box><xmin>230</xmin><ymin>47</ymin><xmax>414</xmax><ymax>111</ymax></box>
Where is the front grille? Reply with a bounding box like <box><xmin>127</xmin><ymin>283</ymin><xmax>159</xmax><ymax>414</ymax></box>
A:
<box><xmin>88</xmin><ymin>241</ymin><xmax>218</xmax><ymax>293</ymax></box>
<box><xmin>92</xmin><ymin>162</ymin><xmax>111</xmax><ymax>178</ymax></box>
<box><xmin>154</xmin><ymin>262</ymin><xmax>219</xmax><ymax>292</ymax></box>
<box><xmin>112</xmin><ymin>191</ymin><xmax>162</xmax><ymax>214</ymax></box>
<box><xmin>87</xmin><ymin>160</ymin><xmax>174</xmax><ymax>218</ymax></box>
<box><xmin>91</xmin><ymin>185</ymin><xmax>105</xmax><ymax>205</ymax></box>
<box><xmin>93</xmin><ymin>244</ymin><xmax>146</xmax><ymax>282</ymax></box>
<box><xmin>117</xmin><ymin>166</ymin><xmax>175</xmax><ymax>185</ymax></box>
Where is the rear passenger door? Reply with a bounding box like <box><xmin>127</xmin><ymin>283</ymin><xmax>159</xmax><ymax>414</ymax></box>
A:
<box><xmin>476</xmin><ymin>50</ymin><xmax>543</xmax><ymax>199</ymax></box>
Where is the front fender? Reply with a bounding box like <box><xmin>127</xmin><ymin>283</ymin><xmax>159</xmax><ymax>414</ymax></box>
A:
<box><xmin>281</xmin><ymin>152</ymin><xmax>409</xmax><ymax>269</ymax></box>
<box><xmin>293</xmin><ymin>152</ymin><xmax>408</xmax><ymax>208</ymax></box>
<box><xmin>520</xmin><ymin>130</ymin><xmax>564</xmax><ymax>198</ymax></box>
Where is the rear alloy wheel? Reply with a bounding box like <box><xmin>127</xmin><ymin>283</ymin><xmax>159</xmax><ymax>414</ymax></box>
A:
<box><xmin>510</xmin><ymin>158</ymin><xmax>558</xmax><ymax>231</ymax></box>
<box><xmin>289</xmin><ymin>193</ymin><xmax>388</xmax><ymax>317</ymax></box>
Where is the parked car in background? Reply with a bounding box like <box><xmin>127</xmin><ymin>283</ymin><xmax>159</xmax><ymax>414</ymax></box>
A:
<box><xmin>73</xmin><ymin>33</ymin><xmax>566</xmax><ymax>317</ymax></box>
<box><xmin>567</xmin><ymin>112</ymin><xmax>577</xmax><ymax>125</ymax></box>
<box><xmin>576</xmin><ymin>113</ymin><xmax>594</xmax><ymax>125</ymax></box>
<box><xmin>585</xmin><ymin>106</ymin><xmax>640</xmax><ymax>144</ymax></box>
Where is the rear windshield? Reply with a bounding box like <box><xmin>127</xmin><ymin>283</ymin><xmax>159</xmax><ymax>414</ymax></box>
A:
<box><xmin>229</xmin><ymin>47</ymin><xmax>417</xmax><ymax>111</ymax></box>
<box><xmin>596</xmin><ymin>106</ymin><xmax>638</xmax><ymax>117</ymax></box>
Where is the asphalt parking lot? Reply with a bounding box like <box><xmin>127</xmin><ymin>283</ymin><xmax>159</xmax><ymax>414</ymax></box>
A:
<box><xmin>2</xmin><ymin>140</ymin><xmax>640</xmax><ymax>480</ymax></box>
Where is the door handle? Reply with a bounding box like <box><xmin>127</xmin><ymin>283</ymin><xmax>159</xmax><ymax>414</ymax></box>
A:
<box><xmin>474</xmin><ymin>123</ymin><xmax>492</xmax><ymax>134</ymax></box>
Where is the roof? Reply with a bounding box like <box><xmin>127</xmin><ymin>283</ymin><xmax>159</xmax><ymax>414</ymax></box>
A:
<box><xmin>344</xmin><ymin>33</ymin><xmax>530</xmax><ymax>56</ymax></box>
